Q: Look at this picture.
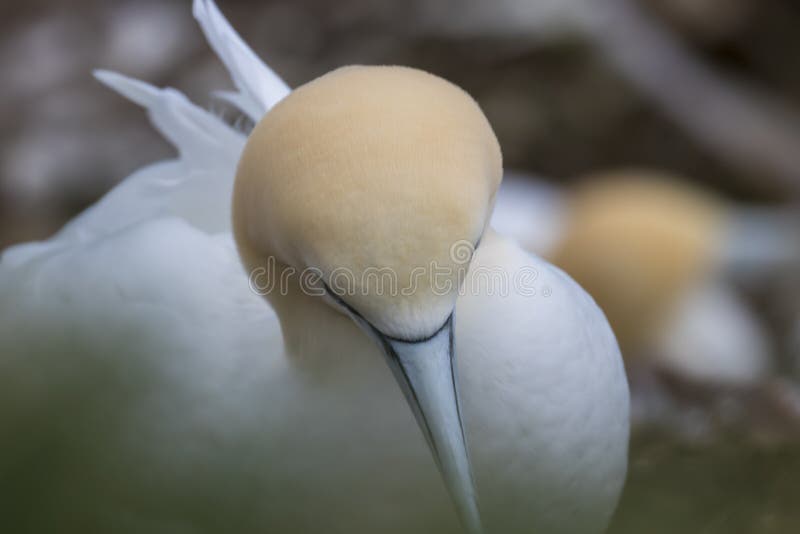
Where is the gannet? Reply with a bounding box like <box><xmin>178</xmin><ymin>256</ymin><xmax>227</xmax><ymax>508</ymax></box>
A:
<box><xmin>492</xmin><ymin>170</ymin><xmax>794</xmax><ymax>387</ymax></box>
<box><xmin>0</xmin><ymin>2</ymin><xmax>629</xmax><ymax>532</ymax></box>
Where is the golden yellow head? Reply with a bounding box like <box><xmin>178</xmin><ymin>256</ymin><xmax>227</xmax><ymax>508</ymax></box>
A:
<box><xmin>552</xmin><ymin>170</ymin><xmax>725</xmax><ymax>351</ymax></box>
<box><xmin>233</xmin><ymin>66</ymin><xmax>502</xmax><ymax>339</ymax></box>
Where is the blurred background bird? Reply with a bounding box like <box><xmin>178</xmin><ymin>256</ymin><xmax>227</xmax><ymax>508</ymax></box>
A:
<box><xmin>493</xmin><ymin>169</ymin><xmax>800</xmax><ymax>437</ymax></box>
<box><xmin>494</xmin><ymin>169</ymin><xmax>800</xmax><ymax>378</ymax></box>
<box><xmin>2</xmin><ymin>0</ymin><xmax>800</xmax><ymax>533</ymax></box>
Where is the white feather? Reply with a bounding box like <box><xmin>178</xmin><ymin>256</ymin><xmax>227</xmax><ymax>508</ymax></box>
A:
<box><xmin>654</xmin><ymin>279</ymin><xmax>771</xmax><ymax>386</ymax></box>
<box><xmin>192</xmin><ymin>0</ymin><xmax>290</xmax><ymax>120</ymax></box>
<box><xmin>2</xmin><ymin>73</ymin><xmax>244</xmax><ymax>270</ymax></box>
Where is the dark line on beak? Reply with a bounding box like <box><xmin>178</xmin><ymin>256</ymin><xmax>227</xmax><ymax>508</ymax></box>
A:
<box><xmin>448</xmin><ymin>316</ymin><xmax>469</xmax><ymax>459</ymax></box>
<box><xmin>375</xmin><ymin>334</ymin><xmax>444</xmax><ymax>467</ymax></box>
<box><xmin>321</xmin><ymin>281</ymin><xmax>451</xmax><ymax>343</ymax></box>
<box><xmin>321</xmin><ymin>281</ymin><xmax>453</xmax><ymax>465</ymax></box>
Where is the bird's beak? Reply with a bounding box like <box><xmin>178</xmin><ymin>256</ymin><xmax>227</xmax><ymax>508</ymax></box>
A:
<box><xmin>373</xmin><ymin>315</ymin><xmax>483</xmax><ymax>534</ymax></box>
<box><xmin>322</xmin><ymin>284</ymin><xmax>482</xmax><ymax>532</ymax></box>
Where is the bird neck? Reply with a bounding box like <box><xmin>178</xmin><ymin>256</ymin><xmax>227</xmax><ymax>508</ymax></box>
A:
<box><xmin>265</xmin><ymin>275</ymin><xmax>379</xmax><ymax>374</ymax></box>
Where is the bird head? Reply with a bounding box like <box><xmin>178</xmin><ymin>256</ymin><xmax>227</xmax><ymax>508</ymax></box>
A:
<box><xmin>552</xmin><ymin>170</ymin><xmax>724</xmax><ymax>352</ymax></box>
<box><xmin>232</xmin><ymin>65</ymin><xmax>501</xmax><ymax>533</ymax></box>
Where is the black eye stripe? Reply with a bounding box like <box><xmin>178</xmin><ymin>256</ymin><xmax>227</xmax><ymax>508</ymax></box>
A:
<box><xmin>321</xmin><ymin>281</ymin><xmax>451</xmax><ymax>344</ymax></box>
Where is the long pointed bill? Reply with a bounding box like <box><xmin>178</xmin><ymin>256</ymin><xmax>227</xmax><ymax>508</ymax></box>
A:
<box><xmin>323</xmin><ymin>285</ymin><xmax>483</xmax><ymax>532</ymax></box>
<box><xmin>375</xmin><ymin>315</ymin><xmax>483</xmax><ymax>534</ymax></box>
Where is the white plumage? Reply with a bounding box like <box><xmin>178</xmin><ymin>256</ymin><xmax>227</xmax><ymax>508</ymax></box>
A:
<box><xmin>0</xmin><ymin>2</ymin><xmax>629</xmax><ymax>533</ymax></box>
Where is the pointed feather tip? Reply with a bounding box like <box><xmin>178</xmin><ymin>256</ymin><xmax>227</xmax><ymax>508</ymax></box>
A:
<box><xmin>93</xmin><ymin>69</ymin><xmax>159</xmax><ymax>108</ymax></box>
<box><xmin>189</xmin><ymin>0</ymin><xmax>291</xmax><ymax>118</ymax></box>
<box><xmin>192</xmin><ymin>0</ymin><xmax>219</xmax><ymax>30</ymax></box>
<box><xmin>191</xmin><ymin>0</ymin><xmax>206</xmax><ymax>21</ymax></box>
<box><xmin>191</xmin><ymin>0</ymin><xmax>237</xmax><ymax>72</ymax></box>
<box><xmin>193</xmin><ymin>0</ymin><xmax>239</xmax><ymax>58</ymax></box>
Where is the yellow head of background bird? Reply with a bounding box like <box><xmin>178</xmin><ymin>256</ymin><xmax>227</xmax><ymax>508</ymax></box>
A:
<box><xmin>551</xmin><ymin>170</ymin><xmax>725</xmax><ymax>353</ymax></box>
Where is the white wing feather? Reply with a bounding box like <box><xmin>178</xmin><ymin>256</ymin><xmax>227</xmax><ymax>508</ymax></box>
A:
<box><xmin>3</xmin><ymin>0</ymin><xmax>292</xmax><ymax>269</ymax></box>
<box><xmin>192</xmin><ymin>0</ymin><xmax>290</xmax><ymax>120</ymax></box>
<box><xmin>94</xmin><ymin>69</ymin><xmax>244</xmax><ymax>165</ymax></box>
<box><xmin>0</xmin><ymin>2</ymin><xmax>289</xmax><ymax>528</ymax></box>
<box><xmin>2</xmin><ymin>73</ymin><xmax>245</xmax><ymax>268</ymax></box>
